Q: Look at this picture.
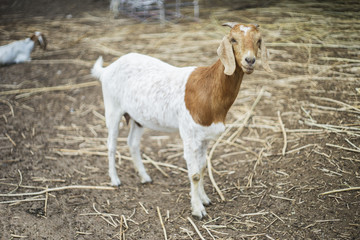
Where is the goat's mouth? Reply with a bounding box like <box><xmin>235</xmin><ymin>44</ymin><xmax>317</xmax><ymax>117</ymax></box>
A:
<box><xmin>241</xmin><ymin>65</ymin><xmax>254</xmax><ymax>74</ymax></box>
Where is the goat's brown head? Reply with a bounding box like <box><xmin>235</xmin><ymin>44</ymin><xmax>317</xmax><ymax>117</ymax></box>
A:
<box><xmin>30</xmin><ymin>32</ymin><xmax>47</xmax><ymax>50</ymax></box>
<box><xmin>217</xmin><ymin>22</ymin><xmax>272</xmax><ymax>75</ymax></box>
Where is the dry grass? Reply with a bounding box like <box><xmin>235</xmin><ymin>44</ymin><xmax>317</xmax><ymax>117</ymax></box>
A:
<box><xmin>1</xmin><ymin>0</ymin><xmax>359</xmax><ymax>239</ymax></box>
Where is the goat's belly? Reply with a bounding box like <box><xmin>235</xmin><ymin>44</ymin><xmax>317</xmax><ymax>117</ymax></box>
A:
<box><xmin>141</xmin><ymin>122</ymin><xmax>178</xmax><ymax>132</ymax></box>
<box><xmin>127</xmin><ymin>108</ymin><xmax>180</xmax><ymax>132</ymax></box>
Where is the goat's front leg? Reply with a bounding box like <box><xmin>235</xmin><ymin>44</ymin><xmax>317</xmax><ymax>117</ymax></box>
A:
<box><xmin>198</xmin><ymin>141</ymin><xmax>211</xmax><ymax>206</ymax></box>
<box><xmin>127</xmin><ymin>119</ymin><xmax>152</xmax><ymax>183</ymax></box>
<box><xmin>184</xmin><ymin>140</ymin><xmax>209</xmax><ymax>219</ymax></box>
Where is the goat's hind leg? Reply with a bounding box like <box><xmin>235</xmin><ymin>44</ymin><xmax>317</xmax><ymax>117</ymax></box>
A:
<box><xmin>128</xmin><ymin>119</ymin><xmax>152</xmax><ymax>183</ymax></box>
<box><xmin>106</xmin><ymin>109</ymin><xmax>122</xmax><ymax>186</ymax></box>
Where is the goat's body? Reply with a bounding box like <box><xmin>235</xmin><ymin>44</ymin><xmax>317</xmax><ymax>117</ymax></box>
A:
<box><xmin>0</xmin><ymin>38</ymin><xmax>35</xmax><ymax>65</ymax></box>
<box><xmin>92</xmin><ymin>53</ymin><xmax>226</xmax><ymax>217</ymax></box>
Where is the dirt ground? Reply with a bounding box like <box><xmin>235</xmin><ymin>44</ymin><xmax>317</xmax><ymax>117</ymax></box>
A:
<box><xmin>1</xmin><ymin>0</ymin><xmax>359</xmax><ymax>239</ymax></box>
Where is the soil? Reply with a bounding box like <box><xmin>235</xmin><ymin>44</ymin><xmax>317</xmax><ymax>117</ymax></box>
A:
<box><xmin>0</xmin><ymin>0</ymin><xmax>359</xmax><ymax>239</ymax></box>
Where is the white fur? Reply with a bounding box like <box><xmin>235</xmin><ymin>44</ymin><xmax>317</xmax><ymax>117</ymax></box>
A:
<box><xmin>0</xmin><ymin>38</ymin><xmax>35</xmax><ymax>65</ymax></box>
<box><xmin>92</xmin><ymin>53</ymin><xmax>226</xmax><ymax>219</ymax></box>
<box><xmin>240</xmin><ymin>25</ymin><xmax>251</xmax><ymax>35</ymax></box>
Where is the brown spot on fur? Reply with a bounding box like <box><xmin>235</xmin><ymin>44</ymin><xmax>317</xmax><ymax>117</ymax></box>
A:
<box><xmin>192</xmin><ymin>173</ymin><xmax>200</xmax><ymax>182</ymax></box>
<box><xmin>185</xmin><ymin>60</ymin><xmax>244</xmax><ymax>126</ymax></box>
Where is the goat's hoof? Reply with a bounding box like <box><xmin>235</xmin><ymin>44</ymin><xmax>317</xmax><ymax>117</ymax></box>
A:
<box><xmin>192</xmin><ymin>206</ymin><xmax>207</xmax><ymax>220</ymax></box>
<box><xmin>110</xmin><ymin>177</ymin><xmax>121</xmax><ymax>186</ymax></box>
<box><xmin>202</xmin><ymin>198</ymin><xmax>212</xmax><ymax>206</ymax></box>
<box><xmin>141</xmin><ymin>175</ymin><xmax>152</xmax><ymax>184</ymax></box>
<box><xmin>200</xmin><ymin>195</ymin><xmax>211</xmax><ymax>206</ymax></box>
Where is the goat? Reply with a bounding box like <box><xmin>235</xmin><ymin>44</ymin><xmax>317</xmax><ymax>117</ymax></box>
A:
<box><xmin>91</xmin><ymin>22</ymin><xmax>271</xmax><ymax>219</ymax></box>
<box><xmin>0</xmin><ymin>32</ymin><xmax>47</xmax><ymax>65</ymax></box>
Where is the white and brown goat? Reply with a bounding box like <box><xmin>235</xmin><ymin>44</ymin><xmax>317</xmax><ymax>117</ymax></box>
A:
<box><xmin>0</xmin><ymin>32</ymin><xmax>47</xmax><ymax>65</ymax></box>
<box><xmin>91</xmin><ymin>22</ymin><xmax>271</xmax><ymax>219</ymax></box>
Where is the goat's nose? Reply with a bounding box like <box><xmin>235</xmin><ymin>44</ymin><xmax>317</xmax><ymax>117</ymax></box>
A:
<box><xmin>245</xmin><ymin>57</ymin><xmax>256</xmax><ymax>65</ymax></box>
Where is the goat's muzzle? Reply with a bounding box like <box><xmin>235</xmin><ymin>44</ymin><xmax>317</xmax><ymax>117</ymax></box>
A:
<box><xmin>240</xmin><ymin>52</ymin><xmax>256</xmax><ymax>74</ymax></box>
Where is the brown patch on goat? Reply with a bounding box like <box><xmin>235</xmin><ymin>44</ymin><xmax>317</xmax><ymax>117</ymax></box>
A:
<box><xmin>185</xmin><ymin>23</ymin><xmax>268</xmax><ymax>126</ymax></box>
<box><xmin>185</xmin><ymin>60</ymin><xmax>244</xmax><ymax>126</ymax></box>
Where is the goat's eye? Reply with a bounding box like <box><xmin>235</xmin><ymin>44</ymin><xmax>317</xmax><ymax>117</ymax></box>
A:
<box><xmin>230</xmin><ymin>38</ymin><xmax>237</xmax><ymax>44</ymax></box>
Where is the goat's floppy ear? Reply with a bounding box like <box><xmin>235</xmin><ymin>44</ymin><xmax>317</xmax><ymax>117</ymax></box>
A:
<box><xmin>217</xmin><ymin>36</ymin><xmax>236</xmax><ymax>75</ymax></box>
<box><xmin>260</xmin><ymin>38</ymin><xmax>272</xmax><ymax>73</ymax></box>
<box><xmin>30</xmin><ymin>32</ymin><xmax>47</xmax><ymax>50</ymax></box>
<box><xmin>37</xmin><ymin>34</ymin><xmax>47</xmax><ymax>50</ymax></box>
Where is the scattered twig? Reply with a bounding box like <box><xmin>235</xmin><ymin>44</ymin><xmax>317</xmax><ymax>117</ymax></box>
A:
<box><xmin>10</xmin><ymin>234</ymin><xmax>28</xmax><ymax>238</ymax></box>
<box><xmin>206</xmin><ymin>154</ymin><xmax>225</xmax><ymax>201</ymax></box>
<box><xmin>271</xmin><ymin>211</ymin><xmax>285</xmax><ymax>223</ymax></box>
<box><xmin>310</xmin><ymin>96</ymin><xmax>360</xmax><ymax>113</ymax></box>
<box><xmin>320</xmin><ymin>187</ymin><xmax>360</xmax><ymax>195</ymax></box>
<box><xmin>277</xmin><ymin>111</ymin><xmax>287</xmax><ymax>155</ymax></box>
<box><xmin>54</xmin><ymin>148</ymin><xmax>187</xmax><ymax>172</ymax></box>
<box><xmin>0</xmin><ymin>81</ymin><xmax>100</xmax><ymax>97</ymax></box>
<box><xmin>30</xmin><ymin>59</ymin><xmax>93</xmax><ymax>67</ymax></box>
<box><xmin>187</xmin><ymin>217</ymin><xmax>205</xmax><ymax>240</ymax></box>
<box><xmin>157</xmin><ymin>206</ymin><xmax>167</xmax><ymax>240</ymax></box>
<box><xmin>139</xmin><ymin>202</ymin><xmax>149</xmax><ymax>214</ymax></box>
<box><xmin>119</xmin><ymin>212</ymin><xmax>124</xmax><ymax>240</ymax></box>
<box><xmin>4</xmin><ymin>133</ymin><xmax>16</xmax><ymax>147</ymax></box>
<box><xmin>44</xmin><ymin>185</ymin><xmax>49</xmax><ymax>217</ymax></box>
<box><xmin>247</xmin><ymin>149</ymin><xmax>264</xmax><ymax>187</ymax></box>
<box><xmin>285</xmin><ymin>144</ymin><xmax>317</xmax><ymax>155</ymax></box>
<box><xmin>269</xmin><ymin>194</ymin><xmax>295</xmax><ymax>202</ymax></box>
<box><xmin>265</xmin><ymin>218</ymin><xmax>278</xmax><ymax>230</ymax></box>
<box><xmin>121</xmin><ymin>215</ymin><xmax>128</xmax><ymax>229</ymax></box>
<box><xmin>0</xmin><ymin>196</ymin><xmax>45</xmax><ymax>205</ymax></box>
<box><xmin>143</xmin><ymin>154</ymin><xmax>169</xmax><ymax>177</ymax></box>
<box><xmin>0</xmin><ymin>99</ymin><xmax>14</xmax><ymax>117</ymax></box>
<box><xmin>345</xmin><ymin>138</ymin><xmax>360</xmax><ymax>150</ymax></box>
<box><xmin>304</xmin><ymin>121</ymin><xmax>360</xmax><ymax>137</ymax></box>
<box><xmin>0</xmin><ymin>185</ymin><xmax>116</xmax><ymax>197</ymax></box>
<box><xmin>8</xmin><ymin>170</ymin><xmax>22</xmax><ymax>194</ymax></box>
<box><xmin>202</xmin><ymin>225</ymin><xmax>216</xmax><ymax>240</ymax></box>
<box><xmin>326</xmin><ymin>143</ymin><xmax>360</xmax><ymax>153</ymax></box>
<box><xmin>315</xmin><ymin>219</ymin><xmax>341</xmax><ymax>223</ymax></box>
<box><xmin>267</xmin><ymin>42</ymin><xmax>360</xmax><ymax>49</ymax></box>
<box><xmin>76</xmin><ymin>231</ymin><xmax>93</xmax><ymax>235</ymax></box>
<box><xmin>0</xmin><ymin>182</ymin><xmax>46</xmax><ymax>190</ymax></box>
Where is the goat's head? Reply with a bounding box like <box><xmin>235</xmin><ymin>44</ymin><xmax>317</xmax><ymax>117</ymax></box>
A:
<box><xmin>217</xmin><ymin>22</ymin><xmax>272</xmax><ymax>75</ymax></box>
<box><xmin>30</xmin><ymin>32</ymin><xmax>47</xmax><ymax>50</ymax></box>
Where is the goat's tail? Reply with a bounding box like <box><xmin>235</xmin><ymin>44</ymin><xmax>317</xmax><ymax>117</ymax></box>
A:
<box><xmin>91</xmin><ymin>56</ymin><xmax>104</xmax><ymax>80</ymax></box>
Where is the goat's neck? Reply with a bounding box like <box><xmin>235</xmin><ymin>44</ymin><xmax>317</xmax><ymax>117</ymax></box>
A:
<box><xmin>211</xmin><ymin>59</ymin><xmax>244</xmax><ymax>105</ymax></box>
<box><xmin>184</xmin><ymin>59</ymin><xmax>244</xmax><ymax>126</ymax></box>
